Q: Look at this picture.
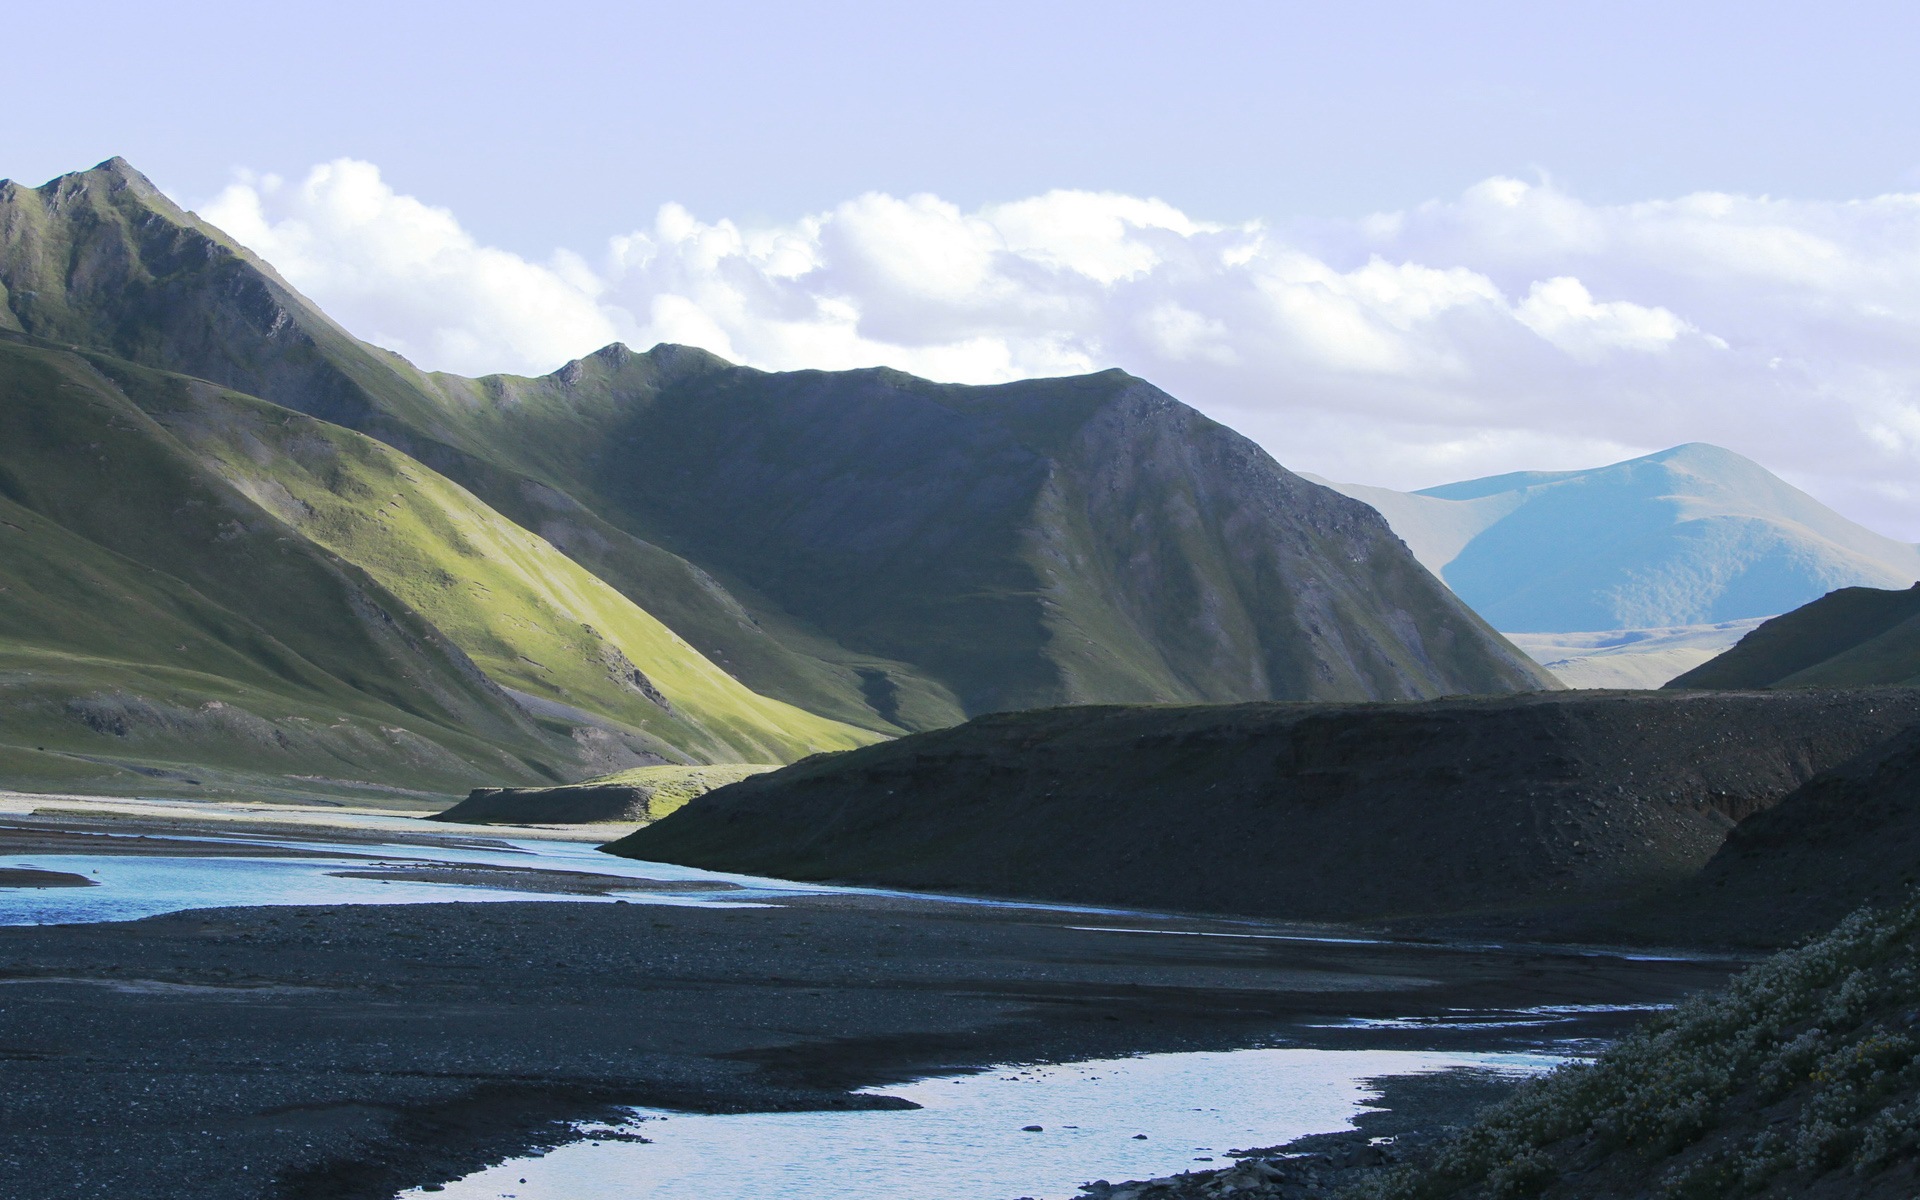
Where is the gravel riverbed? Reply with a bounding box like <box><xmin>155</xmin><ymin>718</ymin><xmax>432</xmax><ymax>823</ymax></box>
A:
<box><xmin>0</xmin><ymin>809</ymin><xmax>1735</xmax><ymax>1200</ymax></box>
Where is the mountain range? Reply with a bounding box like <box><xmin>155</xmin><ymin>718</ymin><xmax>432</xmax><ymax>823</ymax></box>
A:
<box><xmin>1317</xmin><ymin>443</ymin><xmax>1920</xmax><ymax>635</ymax></box>
<box><xmin>0</xmin><ymin>159</ymin><xmax>1549</xmax><ymax>800</ymax></box>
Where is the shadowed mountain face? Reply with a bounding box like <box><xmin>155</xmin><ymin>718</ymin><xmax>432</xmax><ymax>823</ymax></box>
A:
<box><xmin>0</xmin><ymin>158</ymin><xmax>1554</xmax><ymax>753</ymax></box>
<box><xmin>1667</xmin><ymin>583</ymin><xmax>1920</xmax><ymax>689</ymax></box>
<box><xmin>509</xmin><ymin>360</ymin><xmax>1556</xmax><ymax>712</ymax></box>
<box><xmin>1320</xmin><ymin>444</ymin><xmax>1920</xmax><ymax>634</ymax></box>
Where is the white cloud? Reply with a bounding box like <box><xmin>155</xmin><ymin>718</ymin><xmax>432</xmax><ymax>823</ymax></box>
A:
<box><xmin>196</xmin><ymin>161</ymin><xmax>1920</xmax><ymax>538</ymax></box>
<box><xmin>1140</xmin><ymin>302</ymin><xmax>1235</xmax><ymax>364</ymax></box>
<box><xmin>1514</xmin><ymin>277</ymin><xmax>1694</xmax><ymax>358</ymax></box>
<box><xmin>985</xmin><ymin>191</ymin><xmax>1214</xmax><ymax>283</ymax></box>
<box><xmin>203</xmin><ymin>161</ymin><xmax>626</xmax><ymax>374</ymax></box>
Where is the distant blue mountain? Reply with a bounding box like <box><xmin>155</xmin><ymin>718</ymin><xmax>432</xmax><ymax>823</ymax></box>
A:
<box><xmin>1315</xmin><ymin>444</ymin><xmax>1920</xmax><ymax>633</ymax></box>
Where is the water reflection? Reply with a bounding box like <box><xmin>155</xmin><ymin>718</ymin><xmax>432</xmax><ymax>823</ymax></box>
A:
<box><xmin>0</xmin><ymin>829</ymin><xmax>1164</xmax><ymax>926</ymax></box>
<box><xmin>398</xmin><ymin>1048</ymin><xmax>1559</xmax><ymax>1200</ymax></box>
<box><xmin>0</xmin><ymin>833</ymin><xmax>828</xmax><ymax>925</ymax></box>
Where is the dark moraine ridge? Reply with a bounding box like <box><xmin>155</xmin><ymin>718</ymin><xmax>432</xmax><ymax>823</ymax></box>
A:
<box><xmin>609</xmin><ymin>689</ymin><xmax>1920</xmax><ymax>924</ymax></box>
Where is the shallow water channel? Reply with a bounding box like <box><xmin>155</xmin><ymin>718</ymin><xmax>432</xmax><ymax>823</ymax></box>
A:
<box><xmin>0</xmin><ymin>829</ymin><xmax>923</xmax><ymax>925</ymax></box>
<box><xmin>0</xmin><ymin>825</ymin><xmax>1143</xmax><ymax>925</ymax></box>
<box><xmin>397</xmin><ymin>1047</ymin><xmax>1560</xmax><ymax>1200</ymax></box>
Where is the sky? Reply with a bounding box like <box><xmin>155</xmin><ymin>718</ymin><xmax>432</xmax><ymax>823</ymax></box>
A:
<box><xmin>14</xmin><ymin>1</ymin><xmax>1920</xmax><ymax>535</ymax></box>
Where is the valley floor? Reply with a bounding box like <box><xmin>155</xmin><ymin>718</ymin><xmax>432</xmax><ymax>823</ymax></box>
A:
<box><xmin>0</xmin><ymin>801</ymin><xmax>1736</xmax><ymax>1200</ymax></box>
<box><xmin>1505</xmin><ymin>619</ymin><xmax>1767</xmax><ymax>689</ymax></box>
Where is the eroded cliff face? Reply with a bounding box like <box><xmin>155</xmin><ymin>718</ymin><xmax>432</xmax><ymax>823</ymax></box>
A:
<box><xmin>1628</xmin><ymin>720</ymin><xmax>1920</xmax><ymax>946</ymax></box>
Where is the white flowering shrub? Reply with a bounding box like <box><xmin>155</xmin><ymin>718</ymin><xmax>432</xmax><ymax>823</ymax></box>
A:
<box><xmin>1348</xmin><ymin>896</ymin><xmax>1920</xmax><ymax>1199</ymax></box>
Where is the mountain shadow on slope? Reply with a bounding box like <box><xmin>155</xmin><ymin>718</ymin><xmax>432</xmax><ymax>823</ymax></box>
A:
<box><xmin>0</xmin><ymin>158</ymin><xmax>1556</xmax><ymax>733</ymax></box>
<box><xmin>605</xmin><ymin>690</ymin><xmax>1920</xmax><ymax>924</ymax></box>
<box><xmin>1667</xmin><ymin>583</ymin><xmax>1920</xmax><ymax>689</ymax></box>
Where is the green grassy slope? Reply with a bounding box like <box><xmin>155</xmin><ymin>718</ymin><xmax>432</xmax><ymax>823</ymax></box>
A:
<box><xmin>0</xmin><ymin>159</ymin><xmax>1555</xmax><ymax>725</ymax></box>
<box><xmin>0</xmin><ymin>332</ymin><xmax>871</xmax><ymax>799</ymax></box>
<box><xmin>109</xmin><ymin>364</ymin><xmax>876</xmax><ymax>764</ymax></box>
<box><xmin>0</xmin><ymin>160</ymin><xmax>467</xmax><ymax>446</ymax></box>
<box><xmin>0</xmin><ymin>337</ymin><xmax>587</xmax><ymax>803</ymax></box>
<box><xmin>1667</xmin><ymin>585</ymin><xmax>1920</xmax><ymax>689</ymax></box>
<box><xmin>425</xmin><ymin>346</ymin><xmax>959</xmax><ymax>731</ymax></box>
<box><xmin>1359</xmin><ymin>898</ymin><xmax>1920</xmax><ymax>1199</ymax></box>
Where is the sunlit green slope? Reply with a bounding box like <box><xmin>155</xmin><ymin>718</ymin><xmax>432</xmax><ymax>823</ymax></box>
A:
<box><xmin>0</xmin><ymin>337</ymin><xmax>580</xmax><ymax>802</ymax></box>
<box><xmin>0</xmin><ymin>334</ymin><xmax>871</xmax><ymax>800</ymax></box>
<box><xmin>115</xmin><ymin>364</ymin><xmax>876</xmax><ymax>763</ymax></box>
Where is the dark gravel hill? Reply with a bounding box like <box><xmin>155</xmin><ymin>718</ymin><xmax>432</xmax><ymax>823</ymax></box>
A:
<box><xmin>607</xmin><ymin>690</ymin><xmax>1920</xmax><ymax>923</ymax></box>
